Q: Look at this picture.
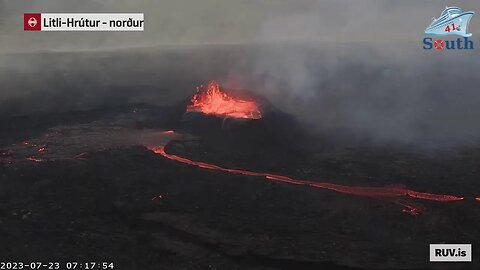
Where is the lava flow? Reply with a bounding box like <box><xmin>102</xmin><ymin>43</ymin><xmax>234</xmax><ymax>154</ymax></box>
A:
<box><xmin>186</xmin><ymin>81</ymin><xmax>262</xmax><ymax>119</ymax></box>
<box><xmin>150</xmin><ymin>145</ymin><xmax>464</xmax><ymax>204</ymax></box>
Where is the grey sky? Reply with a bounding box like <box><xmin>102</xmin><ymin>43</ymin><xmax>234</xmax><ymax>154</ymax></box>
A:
<box><xmin>1</xmin><ymin>0</ymin><xmax>479</xmax><ymax>52</ymax></box>
<box><xmin>1</xmin><ymin>1</ymin><xmax>479</xmax><ymax>145</ymax></box>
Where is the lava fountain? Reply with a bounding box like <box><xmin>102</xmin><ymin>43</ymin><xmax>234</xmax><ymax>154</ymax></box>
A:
<box><xmin>186</xmin><ymin>81</ymin><xmax>262</xmax><ymax>119</ymax></box>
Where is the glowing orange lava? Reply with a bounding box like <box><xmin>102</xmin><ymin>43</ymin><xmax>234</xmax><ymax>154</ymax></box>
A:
<box><xmin>26</xmin><ymin>156</ymin><xmax>44</xmax><ymax>162</ymax></box>
<box><xmin>150</xmin><ymin>145</ymin><xmax>464</xmax><ymax>203</ymax></box>
<box><xmin>186</xmin><ymin>81</ymin><xmax>262</xmax><ymax>119</ymax></box>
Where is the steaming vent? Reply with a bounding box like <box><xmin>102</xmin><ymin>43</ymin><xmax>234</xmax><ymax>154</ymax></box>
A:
<box><xmin>186</xmin><ymin>81</ymin><xmax>262</xmax><ymax>120</ymax></box>
<box><xmin>180</xmin><ymin>80</ymin><xmax>295</xmax><ymax>136</ymax></box>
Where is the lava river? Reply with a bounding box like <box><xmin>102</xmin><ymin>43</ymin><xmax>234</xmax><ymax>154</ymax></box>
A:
<box><xmin>174</xmin><ymin>82</ymin><xmax>471</xmax><ymax>215</ymax></box>
<box><xmin>148</xmin><ymin>131</ymin><xmax>466</xmax><ymax>217</ymax></box>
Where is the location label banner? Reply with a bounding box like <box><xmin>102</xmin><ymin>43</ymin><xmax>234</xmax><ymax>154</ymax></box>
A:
<box><xmin>24</xmin><ymin>13</ymin><xmax>144</xmax><ymax>31</ymax></box>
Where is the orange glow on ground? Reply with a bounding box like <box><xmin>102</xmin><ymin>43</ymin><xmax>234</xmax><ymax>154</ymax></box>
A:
<box><xmin>186</xmin><ymin>81</ymin><xmax>262</xmax><ymax>119</ymax></box>
<box><xmin>26</xmin><ymin>156</ymin><xmax>44</xmax><ymax>162</ymax></box>
<box><xmin>149</xmin><ymin>145</ymin><xmax>464</xmax><ymax>203</ymax></box>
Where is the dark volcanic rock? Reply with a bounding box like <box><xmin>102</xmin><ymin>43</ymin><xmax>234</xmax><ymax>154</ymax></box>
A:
<box><xmin>1</xmin><ymin>103</ymin><xmax>479</xmax><ymax>270</ymax></box>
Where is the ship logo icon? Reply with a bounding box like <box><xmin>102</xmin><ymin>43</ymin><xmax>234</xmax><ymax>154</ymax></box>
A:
<box><xmin>425</xmin><ymin>6</ymin><xmax>475</xmax><ymax>37</ymax></box>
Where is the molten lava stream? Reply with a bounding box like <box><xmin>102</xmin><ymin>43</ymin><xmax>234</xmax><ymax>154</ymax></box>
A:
<box><xmin>150</xmin><ymin>145</ymin><xmax>464</xmax><ymax>203</ymax></box>
<box><xmin>26</xmin><ymin>156</ymin><xmax>44</xmax><ymax>162</ymax></box>
<box><xmin>186</xmin><ymin>81</ymin><xmax>262</xmax><ymax>119</ymax></box>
